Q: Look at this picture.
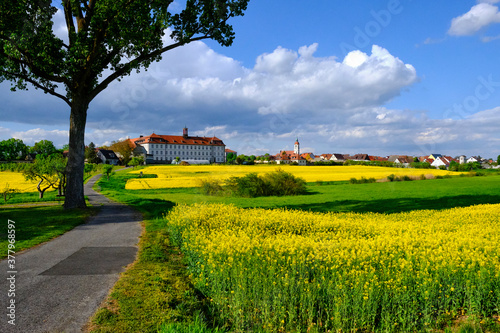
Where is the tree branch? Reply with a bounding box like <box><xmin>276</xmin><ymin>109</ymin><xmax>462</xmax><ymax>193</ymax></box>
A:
<box><xmin>62</xmin><ymin>0</ymin><xmax>76</xmax><ymax>45</ymax></box>
<box><xmin>0</xmin><ymin>69</ymin><xmax>71</xmax><ymax>106</ymax></box>
<box><xmin>0</xmin><ymin>40</ymin><xmax>68</xmax><ymax>84</ymax></box>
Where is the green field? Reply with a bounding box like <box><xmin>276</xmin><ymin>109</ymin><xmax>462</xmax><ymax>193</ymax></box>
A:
<box><xmin>98</xmin><ymin>168</ymin><xmax>500</xmax><ymax>214</ymax></box>
<box><xmin>89</xmin><ymin>167</ymin><xmax>500</xmax><ymax>333</ymax></box>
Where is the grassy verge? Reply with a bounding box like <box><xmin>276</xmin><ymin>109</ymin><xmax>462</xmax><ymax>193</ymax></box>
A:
<box><xmin>0</xmin><ymin>205</ymin><xmax>97</xmax><ymax>258</ymax></box>
<box><xmin>89</xmin><ymin>169</ymin><xmax>500</xmax><ymax>332</ymax></box>
<box><xmin>89</xmin><ymin>176</ymin><xmax>218</xmax><ymax>332</ymax></box>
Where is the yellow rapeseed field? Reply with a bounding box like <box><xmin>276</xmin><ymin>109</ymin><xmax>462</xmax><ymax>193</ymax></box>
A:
<box><xmin>0</xmin><ymin>171</ymin><xmax>39</xmax><ymax>193</ymax></box>
<box><xmin>126</xmin><ymin>165</ymin><xmax>456</xmax><ymax>190</ymax></box>
<box><xmin>166</xmin><ymin>203</ymin><xmax>500</xmax><ymax>332</ymax></box>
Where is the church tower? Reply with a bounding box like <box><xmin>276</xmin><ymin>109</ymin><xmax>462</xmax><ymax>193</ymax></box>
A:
<box><xmin>294</xmin><ymin>138</ymin><xmax>300</xmax><ymax>155</ymax></box>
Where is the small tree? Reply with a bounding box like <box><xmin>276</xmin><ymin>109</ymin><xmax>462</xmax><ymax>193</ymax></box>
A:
<box><xmin>85</xmin><ymin>142</ymin><xmax>101</xmax><ymax>164</ymax></box>
<box><xmin>226</xmin><ymin>152</ymin><xmax>236</xmax><ymax>164</ymax></box>
<box><xmin>84</xmin><ymin>163</ymin><xmax>98</xmax><ymax>177</ymax></box>
<box><xmin>129</xmin><ymin>156</ymin><xmax>144</xmax><ymax>168</ymax></box>
<box><xmin>102</xmin><ymin>164</ymin><xmax>114</xmax><ymax>181</ymax></box>
<box><xmin>1</xmin><ymin>183</ymin><xmax>19</xmax><ymax>203</ymax></box>
<box><xmin>23</xmin><ymin>154</ymin><xmax>66</xmax><ymax>199</ymax></box>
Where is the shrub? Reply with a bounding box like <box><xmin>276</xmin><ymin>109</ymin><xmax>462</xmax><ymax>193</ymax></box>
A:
<box><xmin>401</xmin><ymin>175</ymin><xmax>412</xmax><ymax>182</ymax></box>
<box><xmin>203</xmin><ymin>169</ymin><xmax>307</xmax><ymax>198</ymax></box>
<box><xmin>226</xmin><ymin>173</ymin><xmax>268</xmax><ymax>197</ymax></box>
<box><xmin>261</xmin><ymin>168</ymin><xmax>307</xmax><ymax>196</ymax></box>
<box><xmin>349</xmin><ymin>177</ymin><xmax>376</xmax><ymax>184</ymax></box>
<box><xmin>198</xmin><ymin>178</ymin><xmax>224</xmax><ymax>196</ymax></box>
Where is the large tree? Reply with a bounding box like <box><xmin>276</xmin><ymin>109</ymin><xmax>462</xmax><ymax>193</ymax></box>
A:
<box><xmin>0</xmin><ymin>0</ymin><xmax>248</xmax><ymax>208</ymax></box>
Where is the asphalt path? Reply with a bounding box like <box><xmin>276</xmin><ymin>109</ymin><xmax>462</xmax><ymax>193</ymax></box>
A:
<box><xmin>0</xmin><ymin>174</ymin><xmax>142</xmax><ymax>332</ymax></box>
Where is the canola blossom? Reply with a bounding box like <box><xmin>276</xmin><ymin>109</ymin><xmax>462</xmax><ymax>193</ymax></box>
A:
<box><xmin>126</xmin><ymin>165</ymin><xmax>457</xmax><ymax>190</ymax></box>
<box><xmin>165</xmin><ymin>203</ymin><xmax>500</xmax><ymax>332</ymax></box>
<box><xmin>0</xmin><ymin>171</ymin><xmax>40</xmax><ymax>193</ymax></box>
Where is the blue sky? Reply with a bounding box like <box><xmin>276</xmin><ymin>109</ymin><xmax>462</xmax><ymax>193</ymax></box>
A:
<box><xmin>1</xmin><ymin>0</ymin><xmax>500</xmax><ymax>158</ymax></box>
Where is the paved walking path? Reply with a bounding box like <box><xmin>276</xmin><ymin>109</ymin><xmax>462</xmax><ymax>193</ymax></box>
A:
<box><xmin>0</xmin><ymin>175</ymin><xmax>142</xmax><ymax>332</ymax></box>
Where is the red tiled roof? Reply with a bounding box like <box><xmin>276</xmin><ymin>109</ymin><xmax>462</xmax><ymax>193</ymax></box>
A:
<box><xmin>369</xmin><ymin>155</ymin><xmax>389</xmax><ymax>161</ymax></box>
<box><xmin>130</xmin><ymin>133</ymin><xmax>224</xmax><ymax>146</ymax></box>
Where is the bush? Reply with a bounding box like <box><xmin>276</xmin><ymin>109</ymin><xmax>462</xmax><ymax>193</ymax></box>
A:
<box><xmin>349</xmin><ymin>177</ymin><xmax>376</xmax><ymax>184</ymax></box>
<box><xmin>261</xmin><ymin>168</ymin><xmax>307</xmax><ymax>196</ymax></box>
<box><xmin>226</xmin><ymin>173</ymin><xmax>267</xmax><ymax>197</ymax></box>
<box><xmin>386</xmin><ymin>174</ymin><xmax>414</xmax><ymax>182</ymax></box>
<box><xmin>198</xmin><ymin>178</ymin><xmax>224</xmax><ymax>196</ymax></box>
<box><xmin>201</xmin><ymin>169</ymin><xmax>307</xmax><ymax>198</ymax></box>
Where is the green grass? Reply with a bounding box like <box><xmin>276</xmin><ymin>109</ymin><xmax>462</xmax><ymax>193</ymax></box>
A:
<box><xmin>98</xmin><ymin>169</ymin><xmax>500</xmax><ymax>214</ymax></box>
<box><xmin>0</xmin><ymin>190</ymin><xmax>65</xmax><ymax>206</ymax></box>
<box><xmin>89</xmin><ymin>168</ymin><xmax>500</xmax><ymax>332</ymax></box>
<box><xmin>0</xmin><ymin>205</ymin><xmax>97</xmax><ymax>258</ymax></box>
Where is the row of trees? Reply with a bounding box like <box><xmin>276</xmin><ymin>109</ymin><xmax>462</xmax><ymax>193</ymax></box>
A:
<box><xmin>0</xmin><ymin>138</ymin><xmax>59</xmax><ymax>161</ymax></box>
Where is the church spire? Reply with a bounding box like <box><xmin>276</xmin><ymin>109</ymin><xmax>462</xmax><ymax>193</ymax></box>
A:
<box><xmin>294</xmin><ymin>137</ymin><xmax>300</xmax><ymax>155</ymax></box>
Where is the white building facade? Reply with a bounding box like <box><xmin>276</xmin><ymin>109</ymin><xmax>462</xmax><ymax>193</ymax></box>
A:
<box><xmin>130</xmin><ymin>128</ymin><xmax>226</xmax><ymax>164</ymax></box>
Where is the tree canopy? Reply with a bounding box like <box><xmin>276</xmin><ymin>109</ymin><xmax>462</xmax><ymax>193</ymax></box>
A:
<box><xmin>0</xmin><ymin>138</ymin><xmax>28</xmax><ymax>161</ymax></box>
<box><xmin>31</xmin><ymin>139</ymin><xmax>57</xmax><ymax>156</ymax></box>
<box><xmin>0</xmin><ymin>0</ymin><xmax>249</xmax><ymax>208</ymax></box>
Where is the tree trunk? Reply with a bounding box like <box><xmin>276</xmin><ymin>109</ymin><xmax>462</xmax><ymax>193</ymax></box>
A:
<box><xmin>64</xmin><ymin>97</ymin><xmax>89</xmax><ymax>209</ymax></box>
<box><xmin>37</xmin><ymin>179</ymin><xmax>50</xmax><ymax>199</ymax></box>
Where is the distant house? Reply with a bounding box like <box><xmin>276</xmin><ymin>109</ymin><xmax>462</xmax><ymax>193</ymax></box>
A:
<box><xmin>97</xmin><ymin>149</ymin><xmax>120</xmax><ymax>165</ymax></box>
<box><xmin>369</xmin><ymin>155</ymin><xmax>389</xmax><ymax>162</ymax></box>
<box><xmin>388</xmin><ymin>155</ymin><xmax>412</xmax><ymax>166</ymax></box>
<box><xmin>330</xmin><ymin>154</ymin><xmax>346</xmax><ymax>162</ymax></box>
<box><xmin>428</xmin><ymin>153</ymin><xmax>443</xmax><ymax>160</ymax></box>
<box><xmin>275</xmin><ymin>151</ymin><xmax>307</xmax><ymax>165</ymax></box>
<box><xmin>419</xmin><ymin>156</ymin><xmax>434</xmax><ymax>164</ymax></box>
<box><xmin>467</xmin><ymin>156</ymin><xmax>480</xmax><ymax>163</ymax></box>
<box><xmin>275</xmin><ymin>138</ymin><xmax>308</xmax><ymax>165</ymax></box>
<box><xmin>320</xmin><ymin>154</ymin><xmax>332</xmax><ymax>161</ymax></box>
<box><xmin>431</xmin><ymin>155</ymin><xmax>457</xmax><ymax>169</ymax></box>
<box><xmin>350</xmin><ymin>154</ymin><xmax>370</xmax><ymax>161</ymax></box>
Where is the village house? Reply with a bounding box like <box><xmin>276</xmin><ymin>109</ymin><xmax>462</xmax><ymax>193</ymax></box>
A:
<box><xmin>330</xmin><ymin>154</ymin><xmax>346</xmax><ymax>162</ymax></box>
<box><xmin>431</xmin><ymin>155</ymin><xmax>457</xmax><ymax>168</ymax></box>
<box><xmin>96</xmin><ymin>149</ymin><xmax>120</xmax><ymax>165</ymax></box>
<box><xmin>129</xmin><ymin>127</ymin><xmax>226</xmax><ymax>164</ymax></box>
<box><xmin>387</xmin><ymin>155</ymin><xmax>413</xmax><ymax>166</ymax></box>
<box><xmin>275</xmin><ymin>138</ymin><xmax>308</xmax><ymax>165</ymax></box>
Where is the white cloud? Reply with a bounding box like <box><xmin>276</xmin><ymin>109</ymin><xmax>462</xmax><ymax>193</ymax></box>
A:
<box><xmin>448</xmin><ymin>2</ymin><xmax>500</xmax><ymax>36</ymax></box>
<box><xmin>3</xmin><ymin>24</ymin><xmax>499</xmax><ymax>158</ymax></box>
<box><xmin>481</xmin><ymin>33</ymin><xmax>500</xmax><ymax>41</ymax></box>
<box><xmin>12</xmin><ymin>128</ymin><xmax>68</xmax><ymax>147</ymax></box>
